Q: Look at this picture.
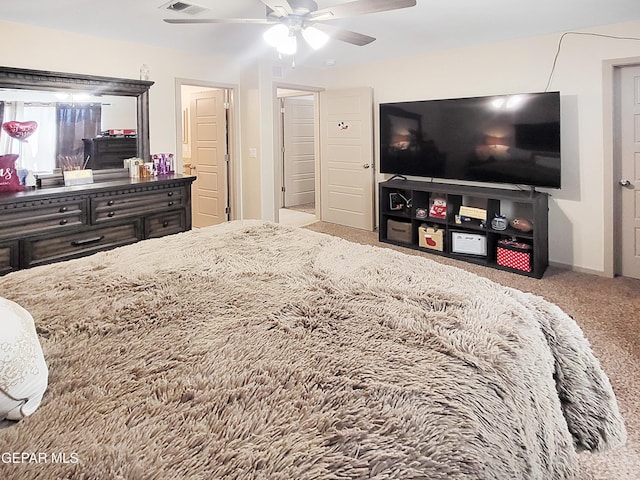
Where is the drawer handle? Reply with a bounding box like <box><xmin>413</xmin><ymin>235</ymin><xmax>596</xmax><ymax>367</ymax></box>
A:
<box><xmin>59</xmin><ymin>219</ymin><xmax>68</xmax><ymax>225</ymax></box>
<box><xmin>71</xmin><ymin>236</ymin><xmax>104</xmax><ymax>247</ymax></box>
<box><xmin>168</xmin><ymin>191</ymin><xmax>174</xmax><ymax>197</ymax></box>
<box><xmin>107</xmin><ymin>211</ymin><xmax>116</xmax><ymax>217</ymax></box>
<box><xmin>168</xmin><ymin>201</ymin><xmax>175</xmax><ymax>207</ymax></box>
<box><xmin>162</xmin><ymin>221</ymin><xmax>169</xmax><ymax>228</ymax></box>
<box><xmin>107</xmin><ymin>200</ymin><xmax>115</xmax><ymax>206</ymax></box>
<box><xmin>59</xmin><ymin>206</ymin><xmax>68</xmax><ymax>213</ymax></box>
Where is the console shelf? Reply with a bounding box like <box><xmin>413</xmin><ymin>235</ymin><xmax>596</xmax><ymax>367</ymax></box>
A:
<box><xmin>379</xmin><ymin>179</ymin><xmax>549</xmax><ymax>278</ymax></box>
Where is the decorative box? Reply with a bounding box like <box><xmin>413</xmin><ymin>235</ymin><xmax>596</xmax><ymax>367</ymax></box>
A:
<box><xmin>428</xmin><ymin>195</ymin><xmax>447</xmax><ymax>219</ymax></box>
<box><xmin>459</xmin><ymin>205</ymin><xmax>487</xmax><ymax>221</ymax></box>
<box><xmin>108</xmin><ymin>129</ymin><xmax>136</xmax><ymax>136</ymax></box>
<box><xmin>418</xmin><ymin>225</ymin><xmax>444</xmax><ymax>251</ymax></box>
<box><xmin>387</xmin><ymin>219</ymin><xmax>412</xmax><ymax>244</ymax></box>
<box><xmin>497</xmin><ymin>239</ymin><xmax>532</xmax><ymax>272</ymax></box>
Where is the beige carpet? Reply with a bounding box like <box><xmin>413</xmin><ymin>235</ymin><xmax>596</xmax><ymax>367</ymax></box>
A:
<box><xmin>305</xmin><ymin>221</ymin><xmax>640</xmax><ymax>480</ymax></box>
<box><xmin>286</xmin><ymin>202</ymin><xmax>315</xmax><ymax>215</ymax></box>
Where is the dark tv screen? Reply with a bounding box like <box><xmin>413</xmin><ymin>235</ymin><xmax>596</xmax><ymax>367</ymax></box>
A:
<box><xmin>379</xmin><ymin>91</ymin><xmax>561</xmax><ymax>188</ymax></box>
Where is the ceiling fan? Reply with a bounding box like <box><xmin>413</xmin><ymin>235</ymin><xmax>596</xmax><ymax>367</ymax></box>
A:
<box><xmin>164</xmin><ymin>0</ymin><xmax>417</xmax><ymax>55</ymax></box>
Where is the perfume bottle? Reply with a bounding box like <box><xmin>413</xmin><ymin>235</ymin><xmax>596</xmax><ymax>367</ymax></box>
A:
<box><xmin>25</xmin><ymin>170</ymin><xmax>37</xmax><ymax>188</ymax></box>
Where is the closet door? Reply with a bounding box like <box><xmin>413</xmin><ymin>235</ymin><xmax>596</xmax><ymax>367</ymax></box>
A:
<box><xmin>319</xmin><ymin>87</ymin><xmax>374</xmax><ymax>231</ymax></box>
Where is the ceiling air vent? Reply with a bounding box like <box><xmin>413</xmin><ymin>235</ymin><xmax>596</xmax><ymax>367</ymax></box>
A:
<box><xmin>160</xmin><ymin>1</ymin><xmax>209</xmax><ymax>16</ymax></box>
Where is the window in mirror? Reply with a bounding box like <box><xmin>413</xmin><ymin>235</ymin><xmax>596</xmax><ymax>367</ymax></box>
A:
<box><xmin>0</xmin><ymin>89</ymin><xmax>137</xmax><ymax>173</ymax></box>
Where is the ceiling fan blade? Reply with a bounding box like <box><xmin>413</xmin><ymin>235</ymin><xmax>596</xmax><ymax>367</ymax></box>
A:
<box><xmin>164</xmin><ymin>18</ymin><xmax>272</xmax><ymax>24</ymax></box>
<box><xmin>309</xmin><ymin>0</ymin><xmax>416</xmax><ymax>21</ymax></box>
<box><xmin>259</xmin><ymin>0</ymin><xmax>294</xmax><ymax>17</ymax></box>
<box><xmin>312</xmin><ymin>23</ymin><xmax>375</xmax><ymax>46</ymax></box>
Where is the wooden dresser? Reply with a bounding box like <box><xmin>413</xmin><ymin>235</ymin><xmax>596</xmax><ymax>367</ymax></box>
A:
<box><xmin>83</xmin><ymin>137</ymin><xmax>138</xmax><ymax>170</ymax></box>
<box><xmin>0</xmin><ymin>174</ymin><xmax>195</xmax><ymax>275</ymax></box>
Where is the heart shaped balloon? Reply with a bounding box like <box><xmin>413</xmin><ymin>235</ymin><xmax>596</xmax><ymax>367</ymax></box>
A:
<box><xmin>2</xmin><ymin>121</ymin><xmax>38</xmax><ymax>141</ymax></box>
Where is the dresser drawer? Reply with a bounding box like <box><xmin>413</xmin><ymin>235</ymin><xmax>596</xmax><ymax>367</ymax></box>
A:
<box><xmin>91</xmin><ymin>187</ymin><xmax>186</xmax><ymax>223</ymax></box>
<box><xmin>0</xmin><ymin>198</ymin><xmax>87</xmax><ymax>238</ymax></box>
<box><xmin>0</xmin><ymin>240</ymin><xmax>19</xmax><ymax>276</ymax></box>
<box><xmin>83</xmin><ymin>137</ymin><xmax>137</xmax><ymax>170</ymax></box>
<box><xmin>23</xmin><ymin>222</ymin><xmax>141</xmax><ymax>268</ymax></box>
<box><xmin>0</xmin><ymin>175</ymin><xmax>194</xmax><ymax>272</ymax></box>
<box><xmin>94</xmin><ymin>137</ymin><xmax>136</xmax><ymax>154</ymax></box>
<box><xmin>145</xmin><ymin>210</ymin><xmax>186</xmax><ymax>238</ymax></box>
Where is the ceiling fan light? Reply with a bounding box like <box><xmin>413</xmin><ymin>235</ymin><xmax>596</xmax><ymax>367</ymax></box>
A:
<box><xmin>263</xmin><ymin>24</ymin><xmax>289</xmax><ymax>47</ymax></box>
<box><xmin>277</xmin><ymin>34</ymin><xmax>297</xmax><ymax>55</ymax></box>
<box><xmin>302</xmin><ymin>26</ymin><xmax>329</xmax><ymax>50</ymax></box>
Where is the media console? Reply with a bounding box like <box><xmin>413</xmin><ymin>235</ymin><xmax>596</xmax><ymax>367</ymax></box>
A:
<box><xmin>379</xmin><ymin>179</ymin><xmax>549</xmax><ymax>278</ymax></box>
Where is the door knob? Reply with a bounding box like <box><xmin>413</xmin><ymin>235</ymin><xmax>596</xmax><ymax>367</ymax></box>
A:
<box><xmin>363</xmin><ymin>164</ymin><xmax>371</xmax><ymax>169</ymax></box>
<box><xmin>619</xmin><ymin>179</ymin><xmax>632</xmax><ymax>187</ymax></box>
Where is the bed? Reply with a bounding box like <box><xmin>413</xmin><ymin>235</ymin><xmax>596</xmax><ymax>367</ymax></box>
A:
<box><xmin>0</xmin><ymin>220</ymin><xmax>626</xmax><ymax>479</ymax></box>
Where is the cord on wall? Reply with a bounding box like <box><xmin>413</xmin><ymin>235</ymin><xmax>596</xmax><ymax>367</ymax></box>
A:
<box><xmin>545</xmin><ymin>32</ymin><xmax>640</xmax><ymax>92</ymax></box>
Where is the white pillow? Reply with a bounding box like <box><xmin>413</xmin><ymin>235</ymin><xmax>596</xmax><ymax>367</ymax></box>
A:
<box><xmin>0</xmin><ymin>297</ymin><xmax>48</xmax><ymax>421</ymax></box>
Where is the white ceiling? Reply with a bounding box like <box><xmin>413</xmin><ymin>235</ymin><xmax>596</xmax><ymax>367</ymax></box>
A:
<box><xmin>2</xmin><ymin>0</ymin><xmax>640</xmax><ymax>69</ymax></box>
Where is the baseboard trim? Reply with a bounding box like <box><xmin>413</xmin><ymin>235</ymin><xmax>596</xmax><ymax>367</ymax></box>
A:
<box><xmin>548</xmin><ymin>261</ymin><xmax>611</xmax><ymax>278</ymax></box>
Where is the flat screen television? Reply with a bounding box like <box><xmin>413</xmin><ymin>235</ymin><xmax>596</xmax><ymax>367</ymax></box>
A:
<box><xmin>379</xmin><ymin>91</ymin><xmax>561</xmax><ymax>188</ymax></box>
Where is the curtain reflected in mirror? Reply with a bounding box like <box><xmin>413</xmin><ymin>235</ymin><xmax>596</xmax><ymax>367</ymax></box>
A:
<box><xmin>56</xmin><ymin>104</ymin><xmax>101</xmax><ymax>169</ymax></box>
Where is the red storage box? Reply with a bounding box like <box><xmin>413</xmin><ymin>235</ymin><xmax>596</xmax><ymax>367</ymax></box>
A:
<box><xmin>497</xmin><ymin>239</ymin><xmax>532</xmax><ymax>272</ymax></box>
<box><xmin>108</xmin><ymin>129</ymin><xmax>136</xmax><ymax>136</ymax></box>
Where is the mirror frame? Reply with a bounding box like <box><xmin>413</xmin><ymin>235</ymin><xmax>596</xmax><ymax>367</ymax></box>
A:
<box><xmin>0</xmin><ymin>65</ymin><xmax>154</xmax><ymax>162</ymax></box>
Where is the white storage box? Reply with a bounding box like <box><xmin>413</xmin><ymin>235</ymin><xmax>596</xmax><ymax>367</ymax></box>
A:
<box><xmin>451</xmin><ymin>231</ymin><xmax>487</xmax><ymax>256</ymax></box>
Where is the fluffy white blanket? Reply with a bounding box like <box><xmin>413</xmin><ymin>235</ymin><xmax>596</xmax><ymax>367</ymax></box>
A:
<box><xmin>0</xmin><ymin>221</ymin><xmax>625</xmax><ymax>479</ymax></box>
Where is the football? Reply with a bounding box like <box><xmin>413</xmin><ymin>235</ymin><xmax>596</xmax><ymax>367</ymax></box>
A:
<box><xmin>510</xmin><ymin>217</ymin><xmax>533</xmax><ymax>232</ymax></box>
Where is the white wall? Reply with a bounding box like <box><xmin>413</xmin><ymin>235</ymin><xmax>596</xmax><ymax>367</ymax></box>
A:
<box><xmin>316</xmin><ymin>19</ymin><xmax>640</xmax><ymax>275</ymax></box>
<box><xmin>243</xmin><ymin>59</ymin><xmax>327</xmax><ymax>221</ymax></box>
<box><xmin>239</xmin><ymin>63</ymin><xmax>262</xmax><ymax>220</ymax></box>
<box><xmin>100</xmin><ymin>96</ymin><xmax>137</xmax><ymax>131</ymax></box>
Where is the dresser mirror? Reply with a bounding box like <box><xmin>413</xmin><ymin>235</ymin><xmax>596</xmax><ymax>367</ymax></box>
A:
<box><xmin>0</xmin><ymin>66</ymin><xmax>153</xmax><ymax>173</ymax></box>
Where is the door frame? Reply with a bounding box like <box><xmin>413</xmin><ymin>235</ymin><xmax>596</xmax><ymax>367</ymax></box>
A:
<box><xmin>603</xmin><ymin>56</ymin><xmax>640</xmax><ymax>277</ymax></box>
<box><xmin>175</xmin><ymin>78</ymin><xmax>239</xmax><ymax>221</ymax></box>
<box><xmin>272</xmin><ymin>82</ymin><xmax>323</xmax><ymax>224</ymax></box>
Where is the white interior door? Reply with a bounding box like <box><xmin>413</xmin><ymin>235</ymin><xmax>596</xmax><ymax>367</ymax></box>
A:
<box><xmin>190</xmin><ymin>89</ymin><xmax>227</xmax><ymax>228</ymax></box>
<box><xmin>619</xmin><ymin>65</ymin><xmax>640</xmax><ymax>279</ymax></box>
<box><xmin>283</xmin><ymin>97</ymin><xmax>315</xmax><ymax>207</ymax></box>
<box><xmin>319</xmin><ymin>87</ymin><xmax>374</xmax><ymax>230</ymax></box>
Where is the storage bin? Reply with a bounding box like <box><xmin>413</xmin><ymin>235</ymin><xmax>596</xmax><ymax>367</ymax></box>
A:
<box><xmin>451</xmin><ymin>231</ymin><xmax>487</xmax><ymax>256</ymax></box>
<box><xmin>418</xmin><ymin>225</ymin><xmax>444</xmax><ymax>251</ymax></box>
<box><xmin>387</xmin><ymin>219</ymin><xmax>412</xmax><ymax>244</ymax></box>
<box><xmin>497</xmin><ymin>239</ymin><xmax>532</xmax><ymax>272</ymax></box>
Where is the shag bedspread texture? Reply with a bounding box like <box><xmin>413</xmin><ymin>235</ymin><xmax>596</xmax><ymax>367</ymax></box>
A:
<box><xmin>0</xmin><ymin>220</ymin><xmax>626</xmax><ymax>479</ymax></box>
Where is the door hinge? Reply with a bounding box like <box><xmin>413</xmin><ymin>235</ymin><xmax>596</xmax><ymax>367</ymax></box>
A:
<box><xmin>280</xmin><ymin>107</ymin><xmax>285</xmax><ymax>113</ymax></box>
<box><xmin>223</xmin><ymin>102</ymin><xmax>230</xmax><ymax>110</ymax></box>
<box><xmin>281</xmin><ymin>186</ymin><xmax>286</xmax><ymax>192</ymax></box>
<box><xmin>224</xmin><ymin>154</ymin><xmax>230</xmax><ymax>163</ymax></box>
<box><xmin>225</xmin><ymin>206</ymin><xmax>230</xmax><ymax>214</ymax></box>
